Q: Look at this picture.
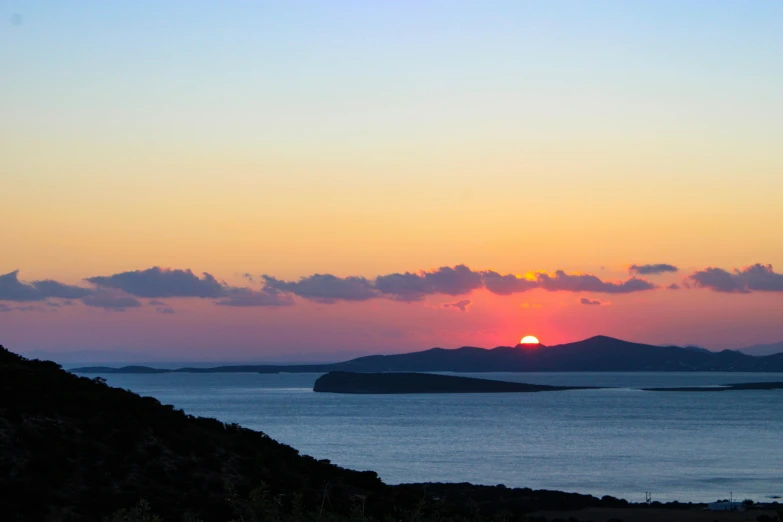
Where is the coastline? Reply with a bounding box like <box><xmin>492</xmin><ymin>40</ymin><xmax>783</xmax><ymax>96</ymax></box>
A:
<box><xmin>4</xmin><ymin>347</ymin><xmax>781</xmax><ymax>521</ymax></box>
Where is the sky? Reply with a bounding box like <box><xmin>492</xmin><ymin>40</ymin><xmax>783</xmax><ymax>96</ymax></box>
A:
<box><xmin>1</xmin><ymin>1</ymin><xmax>782</xmax><ymax>362</ymax></box>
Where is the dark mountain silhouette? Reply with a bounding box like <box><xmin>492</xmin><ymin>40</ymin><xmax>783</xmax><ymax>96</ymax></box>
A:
<box><xmin>1</xmin><ymin>344</ymin><xmax>633</xmax><ymax>521</ymax></box>
<box><xmin>681</xmin><ymin>345</ymin><xmax>711</xmax><ymax>353</ymax></box>
<box><xmin>739</xmin><ymin>340</ymin><xmax>783</xmax><ymax>356</ymax></box>
<box><xmin>73</xmin><ymin>336</ymin><xmax>783</xmax><ymax>374</ymax></box>
<box><xmin>0</xmin><ymin>344</ymin><xmax>383</xmax><ymax>521</ymax></box>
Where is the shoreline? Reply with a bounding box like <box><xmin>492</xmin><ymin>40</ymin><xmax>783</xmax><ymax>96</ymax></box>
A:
<box><xmin>3</xmin><ymin>346</ymin><xmax>782</xmax><ymax>521</ymax></box>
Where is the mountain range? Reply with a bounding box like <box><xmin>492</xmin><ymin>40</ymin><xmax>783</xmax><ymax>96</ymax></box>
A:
<box><xmin>72</xmin><ymin>335</ymin><xmax>783</xmax><ymax>374</ymax></box>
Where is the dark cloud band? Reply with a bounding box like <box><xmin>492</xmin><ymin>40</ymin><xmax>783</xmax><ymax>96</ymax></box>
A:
<box><xmin>688</xmin><ymin>264</ymin><xmax>783</xmax><ymax>293</ymax></box>
<box><xmin>4</xmin><ymin>263</ymin><xmax>779</xmax><ymax>312</ymax></box>
<box><xmin>0</xmin><ymin>270</ymin><xmax>92</xmax><ymax>302</ymax></box>
<box><xmin>86</xmin><ymin>267</ymin><xmax>225</xmax><ymax>298</ymax></box>
<box><xmin>260</xmin><ymin>266</ymin><xmax>657</xmax><ymax>302</ymax></box>
<box><xmin>81</xmin><ymin>291</ymin><xmax>142</xmax><ymax>311</ymax></box>
<box><xmin>629</xmin><ymin>263</ymin><xmax>678</xmax><ymax>275</ymax></box>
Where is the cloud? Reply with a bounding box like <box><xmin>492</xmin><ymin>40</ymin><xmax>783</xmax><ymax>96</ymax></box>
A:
<box><xmin>629</xmin><ymin>264</ymin><xmax>678</xmax><ymax>275</ymax></box>
<box><xmin>374</xmin><ymin>265</ymin><xmax>484</xmax><ymax>302</ymax></box>
<box><xmin>0</xmin><ymin>271</ymin><xmax>40</xmax><ymax>301</ymax></box>
<box><xmin>372</xmin><ymin>272</ymin><xmax>429</xmax><ymax>301</ymax></box>
<box><xmin>442</xmin><ymin>299</ymin><xmax>472</xmax><ymax>312</ymax></box>
<box><xmin>262</xmin><ymin>265</ymin><xmax>485</xmax><ymax>304</ymax></box>
<box><xmin>536</xmin><ymin>270</ymin><xmax>656</xmax><ymax>293</ymax></box>
<box><xmin>0</xmin><ymin>270</ymin><xmax>93</xmax><ymax>302</ymax></box>
<box><xmin>0</xmin><ymin>303</ymin><xmax>45</xmax><ymax>312</ymax></box>
<box><xmin>81</xmin><ymin>291</ymin><xmax>142</xmax><ymax>311</ymax></box>
<box><xmin>32</xmin><ymin>279</ymin><xmax>93</xmax><ymax>299</ymax></box>
<box><xmin>740</xmin><ymin>264</ymin><xmax>783</xmax><ymax>292</ymax></box>
<box><xmin>259</xmin><ymin>265</ymin><xmax>654</xmax><ymax>303</ymax></box>
<box><xmin>86</xmin><ymin>267</ymin><xmax>225</xmax><ymax>298</ymax></box>
<box><xmin>668</xmin><ymin>283</ymin><xmax>681</xmax><ymax>290</ymax></box>
<box><xmin>147</xmin><ymin>299</ymin><xmax>175</xmax><ymax>313</ymax></box>
<box><xmin>580</xmin><ymin>297</ymin><xmax>604</xmax><ymax>306</ymax></box>
<box><xmin>688</xmin><ymin>264</ymin><xmax>783</xmax><ymax>293</ymax></box>
<box><xmin>417</xmin><ymin>265</ymin><xmax>484</xmax><ymax>296</ymax></box>
<box><xmin>262</xmin><ymin>274</ymin><xmax>377</xmax><ymax>303</ymax></box>
<box><xmin>482</xmin><ymin>271</ymin><xmax>538</xmax><ymax>295</ymax></box>
<box><xmin>0</xmin><ymin>262</ymin><xmax>679</xmax><ymax>312</ymax></box>
<box><xmin>688</xmin><ymin>267</ymin><xmax>748</xmax><ymax>293</ymax></box>
<box><xmin>215</xmin><ymin>288</ymin><xmax>295</xmax><ymax>307</ymax></box>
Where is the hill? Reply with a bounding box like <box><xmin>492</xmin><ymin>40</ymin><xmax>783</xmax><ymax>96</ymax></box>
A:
<box><xmin>336</xmin><ymin>336</ymin><xmax>783</xmax><ymax>372</ymax></box>
<box><xmin>0</xmin><ymin>345</ymin><xmax>384</xmax><ymax>521</ymax></box>
<box><xmin>73</xmin><ymin>336</ymin><xmax>783</xmax><ymax>374</ymax></box>
<box><xmin>0</xmin><ymin>344</ymin><xmax>635</xmax><ymax>521</ymax></box>
<box><xmin>739</xmin><ymin>340</ymin><xmax>783</xmax><ymax>356</ymax></box>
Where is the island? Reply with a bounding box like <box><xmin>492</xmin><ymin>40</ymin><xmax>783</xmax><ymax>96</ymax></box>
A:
<box><xmin>313</xmin><ymin>371</ymin><xmax>599</xmax><ymax>394</ymax></box>
<box><xmin>642</xmin><ymin>381</ymin><xmax>783</xmax><ymax>392</ymax></box>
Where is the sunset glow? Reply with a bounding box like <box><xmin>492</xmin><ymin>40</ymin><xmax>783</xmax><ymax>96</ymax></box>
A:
<box><xmin>0</xmin><ymin>2</ymin><xmax>781</xmax><ymax>362</ymax></box>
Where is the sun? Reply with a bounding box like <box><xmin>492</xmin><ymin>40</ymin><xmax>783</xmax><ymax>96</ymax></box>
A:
<box><xmin>520</xmin><ymin>335</ymin><xmax>540</xmax><ymax>345</ymax></box>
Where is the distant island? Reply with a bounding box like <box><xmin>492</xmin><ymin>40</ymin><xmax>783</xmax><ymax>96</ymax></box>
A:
<box><xmin>313</xmin><ymin>371</ymin><xmax>600</xmax><ymax>394</ymax></box>
<box><xmin>72</xmin><ymin>335</ymin><xmax>783</xmax><ymax>374</ymax></box>
<box><xmin>642</xmin><ymin>381</ymin><xmax>783</xmax><ymax>392</ymax></box>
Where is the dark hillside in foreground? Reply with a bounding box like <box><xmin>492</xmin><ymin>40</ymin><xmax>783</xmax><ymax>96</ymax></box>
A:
<box><xmin>0</xmin><ymin>345</ymin><xmax>382</xmax><ymax>521</ymax></box>
<box><xmin>73</xmin><ymin>336</ymin><xmax>783</xmax><ymax>374</ymax></box>
<box><xmin>0</xmin><ymin>344</ymin><xmax>637</xmax><ymax>521</ymax></box>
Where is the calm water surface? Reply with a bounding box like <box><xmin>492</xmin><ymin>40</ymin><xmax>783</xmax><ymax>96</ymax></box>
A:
<box><xmin>94</xmin><ymin>372</ymin><xmax>783</xmax><ymax>503</ymax></box>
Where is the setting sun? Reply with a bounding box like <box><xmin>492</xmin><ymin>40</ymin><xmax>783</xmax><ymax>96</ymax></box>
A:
<box><xmin>520</xmin><ymin>335</ymin><xmax>540</xmax><ymax>345</ymax></box>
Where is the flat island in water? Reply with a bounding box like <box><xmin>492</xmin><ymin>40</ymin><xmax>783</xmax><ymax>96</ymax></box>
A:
<box><xmin>314</xmin><ymin>371</ymin><xmax>783</xmax><ymax>394</ymax></box>
<box><xmin>313</xmin><ymin>371</ymin><xmax>602</xmax><ymax>394</ymax></box>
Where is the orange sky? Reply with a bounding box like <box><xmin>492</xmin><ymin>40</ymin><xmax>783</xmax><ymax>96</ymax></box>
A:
<box><xmin>1</xmin><ymin>2</ymin><xmax>782</xmax><ymax>361</ymax></box>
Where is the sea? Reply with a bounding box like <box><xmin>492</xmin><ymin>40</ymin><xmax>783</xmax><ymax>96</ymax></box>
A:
<box><xmin>91</xmin><ymin>371</ymin><xmax>783</xmax><ymax>504</ymax></box>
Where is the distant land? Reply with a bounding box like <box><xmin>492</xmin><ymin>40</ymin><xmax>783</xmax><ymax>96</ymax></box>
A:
<box><xmin>641</xmin><ymin>381</ymin><xmax>783</xmax><ymax>392</ymax></box>
<box><xmin>72</xmin><ymin>335</ymin><xmax>783</xmax><ymax>374</ymax></box>
<box><xmin>738</xmin><ymin>340</ymin><xmax>783</xmax><ymax>357</ymax></box>
<box><xmin>313</xmin><ymin>371</ymin><xmax>600</xmax><ymax>394</ymax></box>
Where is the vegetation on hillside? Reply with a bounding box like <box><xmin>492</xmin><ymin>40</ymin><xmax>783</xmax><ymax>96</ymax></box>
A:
<box><xmin>0</xmin><ymin>344</ymin><xmax>672</xmax><ymax>522</ymax></box>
